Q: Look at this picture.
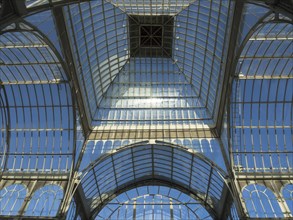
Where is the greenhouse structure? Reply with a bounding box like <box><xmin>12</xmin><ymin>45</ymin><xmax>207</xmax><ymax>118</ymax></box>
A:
<box><xmin>0</xmin><ymin>0</ymin><xmax>292</xmax><ymax>219</ymax></box>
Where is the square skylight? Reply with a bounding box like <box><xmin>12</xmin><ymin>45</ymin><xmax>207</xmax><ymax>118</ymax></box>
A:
<box><xmin>129</xmin><ymin>15</ymin><xmax>173</xmax><ymax>57</ymax></box>
<box><xmin>140</xmin><ymin>25</ymin><xmax>163</xmax><ymax>47</ymax></box>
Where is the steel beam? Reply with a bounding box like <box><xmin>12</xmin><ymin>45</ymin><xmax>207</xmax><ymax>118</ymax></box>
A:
<box><xmin>0</xmin><ymin>171</ymin><xmax>70</xmax><ymax>181</ymax></box>
<box><xmin>216</xmin><ymin>1</ymin><xmax>247</xmax><ymax>218</ymax></box>
<box><xmin>0</xmin><ymin>80</ymin><xmax>69</xmax><ymax>85</ymax></box>
<box><xmin>52</xmin><ymin>7</ymin><xmax>91</xmax><ymax>137</ymax></box>
<box><xmin>216</xmin><ymin>183</ymin><xmax>234</xmax><ymax>220</ymax></box>
<box><xmin>89</xmin><ymin>126</ymin><xmax>219</xmax><ymax>140</ymax></box>
<box><xmin>215</xmin><ymin>1</ymin><xmax>244</xmax><ymax>135</ymax></box>
<box><xmin>52</xmin><ymin>7</ymin><xmax>93</xmax><ymax>220</ymax></box>
<box><xmin>235</xmin><ymin>172</ymin><xmax>293</xmax><ymax>180</ymax></box>
<box><xmin>237</xmin><ymin>75</ymin><xmax>293</xmax><ymax>79</ymax></box>
<box><xmin>73</xmin><ymin>184</ymin><xmax>91</xmax><ymax>220</ymax></box>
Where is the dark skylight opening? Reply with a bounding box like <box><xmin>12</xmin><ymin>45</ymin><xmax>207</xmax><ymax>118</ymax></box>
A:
<box><xmin>129</xmin><ymin>15</ymin><xmax>173</xmax><ymax>57</ymax></box>
<box><xmin>140</xmin><ymin>25</ymin><xmax>163</xmax><ymax>47</ymax></box>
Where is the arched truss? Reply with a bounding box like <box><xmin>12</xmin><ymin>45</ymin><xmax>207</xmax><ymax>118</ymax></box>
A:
<box><xmin>0</xmin><ymin>87</ymin><xmax>9</xmax><ymax>171</ymax></box>
<box><xmin>78</xmin><ymin>137</ymin><xmax>228</xmax><ymax>173</ymax></box>
<box><xmin>78</xmin><ymin>141</ymin><xmax>229</xmax><ymax>219</ymax></box>
<box><xmin>228</xmin><ymin>3</ymin><xmax>293</xmax><ymax>218</ymax></box>
<box><xmin>236</xmin><ymin>4</ymin><xmax>292</xmax><ymax>63</ymax></box>
<box><xmin>0</xmin><ymin>1</ymin><xmax>292</xmax><ymax>219</ymax></box>
<box><xmin>0</xmin><ymin>22</ymin><xmax>75</xmax><ymax>172</ymax></box>
<box><xmin>96</xmin><ymin>185</ymin><xmax>212</xmax><ymax>220</ymax></box>
<box><xmin>231</xmin><ymin>9</ymin><xmax>293</xmax><ymax>173</ymax></box>
<box><xmin>61</xmin><ymin>0</ymin><xmax>233</xmax><ymax>130</ymax></box>
<box><xmin>0</xmin><ymin>18</ymin><xmax>77</xmax><ymax>218</ymax></box>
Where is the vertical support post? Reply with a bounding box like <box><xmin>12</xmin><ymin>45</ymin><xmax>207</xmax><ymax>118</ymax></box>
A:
<box><xmin>133</xmin><ymin>198</ymin><xmax>136</xmax><ymax>220</ymax></box>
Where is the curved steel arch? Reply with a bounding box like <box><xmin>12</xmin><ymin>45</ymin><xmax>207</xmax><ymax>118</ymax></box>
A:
<box><xmin>231</xmin><ymin>16</ymin><xmax>293</xmax><ymax>171</ymax></box>
<box><xmin>235</xmin><ymin>11</ymin><xmax>292</xmax><ymax>65</ymax></box>
<box><xmin>0</xmin><ymin>20</ymin><xmax>71</xmax><ymax>83</ymax></box>
<box><xmin>0</xmin><ymin>86</ymin><xmax>10</xmax><ymax>171</ymax></box>
<box><xmin>0</xmin><ymin>19</ymin><xmax>79</xmax><ymax>217</ymax></box>
<box><xmin>79</xmin><ymin>141</ymin><xmax>229</xmax><ymax>219</ymax></box>
<box><xmin>95</xmin><ymin>182</ymin><xmax>213</xmax><ymax>220</ymax></box>
<box><xmin>0</xmin><ymin>18</ymin><xmax>76</xmax><ymax>172</ymax></box>
<box><xmin>228</xmin><ymin>5</ymin><xmax>293</xmax><ymax>218</ymax></box>
<box><xmin>0</xmin><ymin>18</ymin><xmax>84</xmax><ymax>217</ymax></box>
<box><xmin>0</xmin><ymin>33</ymin><xmax>65</xmax><ymax>84</ymax></box>
<box><xmin>81</xmin><ymin>140</ymin><xmax>227</xmax><ymax>173</ymax></box>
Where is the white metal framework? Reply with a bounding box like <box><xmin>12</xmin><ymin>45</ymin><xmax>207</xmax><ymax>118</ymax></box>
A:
<box><xmin>0</xmin><ymin>0</ymin><xmax>292</xmax><ymax>219</ymax></box>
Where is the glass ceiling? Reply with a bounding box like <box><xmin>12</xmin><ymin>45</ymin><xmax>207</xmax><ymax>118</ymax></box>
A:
<box><xmin>97</xmin><ymin>185</ymin><xmax>212</xmax><ymax>220</ymax></box>
<box><xmin>0</xmin><ymin>0</ymin><xmax>292</xmax><ymax>219</ymax></box>
<box><xmin>64</xmin><ymin>0</ymin><xmax>233</xmax><ymax>128</ymax></box>
<box><xmin>96</xmin><ymin>57</ymin><xmax>209</xmax><ymax>126</ymax></box>
<box><xmin>64</xmin><ymin>1</ymin><xmax>129</xmax><ymax>125</ymax></box>
<box><xmin>0</xmin><ymin>24</ymin><xmax>74</xmax><ymax>172</ymax></box>
<box><xmin>231</xmin><ymin>10</ymin><xmax>293</xmax><ymax>173</ymax></box>
<box><xmin>80</xmin><ymin>142</ymin><xmax>226</xmax><ymax>219</ymax></box>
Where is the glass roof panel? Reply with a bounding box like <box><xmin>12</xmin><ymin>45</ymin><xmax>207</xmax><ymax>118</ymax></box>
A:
<box><xmin>25</xmin><ymin>10</ymin><xmax>63</xmax><ymax>56</ymax></box>
<box><xmin>1</xmin><ymin>83</ymin><xmax>74</xmax><ymax>172</ymax></box>
<box><xmin>64</xmin><ymin>1</ymin><xmax>129</xmax><ymax>123</ymax></box>
<box><xmin>237</xmin><ymin>3</ymin><xmax>270</xmax><ymax>48</ymax></box>
<box><xmin>0</xmin><ymin>31</ymin><xmax>66</xmax><ymax>84</ymax></box>
<box><xmin>1</xmin><ymin>1</ymin><xmax>292</xmax><ymax>219</ymax></box>
<box><xmin>231</xmin><ymin>79</ymin><xmax>292</xmax><ymax>172</ymax></box>
<box><xmin>80</xmin><ymin>143</ymin><xmax>226</xmax><ymax>217</ymax></box>
<box><xmin>94</xmin><ymin>57</ymin><xmax>210</xmax><ymax>127</ymax></box>
<box><xmin>24</xmin><ymin>184</ymin><xmax>64</xmax><ymax>216</ymax></box>
<box><xmin>61</xmin><ymin>0</ymin><xmax>234</xmax><ymax>129</ymax></box>
<box><xmin>96</xmin><ymin>185</ymin><xmax>212</xmax><ymax>219</ymax></box>
<box><xmin>242</xmin><ymin>184</ymin><xmax>284</xmax><ymax>218</ymax></box>
<box><xmin>108</xmin><ymin>0</ymin><xmax>197</xmax><ymax>15</ymax></box>
<box><xmin>80</xmin><ymin>138</ymin><xmax>227</xmax><ymax>171</ymax></box>
<box><xmin>173</xmin><ymin>0</ymin><xmax>232</xmax><ymax>121</ymax></box>
<box><xmin>238</xmin><ymin>22</ymin><xmax>293</xmax><ymax>79</ymax></box>
<box><xmin>0</xmin><ymin>184</ymin><xmax>27</xmax><ymax>216</ymax></box>
<box><xmin>231</xmin><ymin>20</ymin><xmax>293</xmax><ymax>173</ymax></box>
<box><xmin>0</xmin><ymin>26</ymin><xmax>74</xmax><ymax>172</ymax></box>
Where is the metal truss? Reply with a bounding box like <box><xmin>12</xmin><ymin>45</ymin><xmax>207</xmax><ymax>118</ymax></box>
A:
<box><xmin>0</xmin><ymin>0</ymin><xmax>292</xmax><ymax>219</ymax></box>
